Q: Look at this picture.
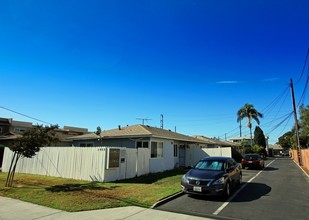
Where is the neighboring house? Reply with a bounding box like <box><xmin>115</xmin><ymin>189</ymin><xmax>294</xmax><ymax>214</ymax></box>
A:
<box><xmin>193</xmin><ymin>135</ymin><xmax>238</xmax><ymax>148</ymax></box>
<box><xmin>0</xmin><ymin>118</ymin><xmax>15</xmax><ymax>168</ymax></box>
<box><xmin>229</xmin><ymin>136</ymin><xmax>269</xmax><ymax>147</ymax></box>
<box><xmin>0</xmin><ymin>118</ymin><xmax>26</xmax><ymax>142</ymax></box>
<box><xmin>229</xmin><ymin>136</ymin><xmax>252</xmax><ymax>145</ymax></box>
<box><xmin>0</xmin><ymin>118</ymin><xmax>12</xmax><ymax>136</ymax></box>
<box><xmin>0</xmin><ymin>117</ymin><xmax>89</xmax><ymax>145</ymax></box>
<box><xmin>0</xmin><ymin>117</ymin><xmax>89</xmax><ymax>168</ymax></box>
<box><xmin>54</xmin><ymin>126</ymin><xmax>90</xmax><ymax>146</ymax></box>
<box><xmin>11</xmin><ymin>120</ymin><xmax>33</xmax><ymax>133</ymax></box>
<box><xmin>268</xmin><ymin>144</ymin><xmax>283</xmax><ymax>156</ymax></box>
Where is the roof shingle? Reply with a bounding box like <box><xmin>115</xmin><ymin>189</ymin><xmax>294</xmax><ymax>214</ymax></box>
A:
<box><xmin>67</xmin><ymin>124</ymin><xmax>209</xmax><ymax>144</ymax></box>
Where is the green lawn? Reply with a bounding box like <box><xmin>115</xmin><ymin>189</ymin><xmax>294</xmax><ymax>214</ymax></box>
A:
<box><xmin>0</xmin><ymin>169</ymin><xmax>185</xmax><ymax>212</ymax></box>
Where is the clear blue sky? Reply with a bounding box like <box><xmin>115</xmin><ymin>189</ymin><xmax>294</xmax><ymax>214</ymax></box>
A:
<box><xmin>1</xmin><ymin>0</ymin><xmax>308</xmax><ymax>144</ymax></box>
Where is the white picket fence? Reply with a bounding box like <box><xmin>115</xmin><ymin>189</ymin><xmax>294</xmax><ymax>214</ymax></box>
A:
<box><xmin>1</xmin><ymin>146</ymin><xmax>232</xmax><ymax>182</ymax></box>
<box><xmin>2</xmin><ymin>147</ymin><xmax>150</xmax><ymax>182</ymax></box>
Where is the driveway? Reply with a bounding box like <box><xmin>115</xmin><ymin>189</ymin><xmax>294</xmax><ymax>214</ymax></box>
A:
<box><xmin>155</xmin><ymin>158</ymin><xmax>309</xmax><ymax>220</ymax></box>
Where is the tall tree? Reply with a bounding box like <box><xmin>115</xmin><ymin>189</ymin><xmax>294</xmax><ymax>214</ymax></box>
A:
<box><xmin>5</xmin><ymin>125</ymin><xmax>59</xmax><ymax>187</ymax></box>
<box><xmin>278</xmin><ymin>105</ymin><xmax>309</xmax><ymax>149</ymax></box>
<box><xmin>237</xmin><ymin>103</ymin><xmax>263</xmax><ymax>147</ymax></box>
<box><xmin>254</xmin><ymin>126</ymin><xmax>266</xmax><ymax>147</ymax></box>
<box><xmin>254</xmin><ymin>126</ymin><xmax>267</xmax><ymax>157</ymax></box>
<box><xmin>298</xmin><ymin>104</ymin><xmax>309</xmax><ymax>148</ymax></box>
<box><xmin>278</xmin><ymin>131</ymin><xmax>294</xmax><ymax>149</ymax></box>
<box><xmin>299</xmin><ymin>105</ymin><xmax>309</xmax><ymax>137</ymax></box>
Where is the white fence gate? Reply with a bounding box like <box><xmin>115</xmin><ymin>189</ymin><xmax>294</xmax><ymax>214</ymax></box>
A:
<box><xmin>2</xmin><ymin>147</ymin><xmax>150</xmax><ymax>182</ymax></box>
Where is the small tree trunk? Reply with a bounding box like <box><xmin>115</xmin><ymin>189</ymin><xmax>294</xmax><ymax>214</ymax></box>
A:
<box><xmin>5</xmin><ymin>152</ymin><xmax>16</xmax><ymax>187</ymax></box>
<box><xmin>8</xmin><ymin>154</ymin><xmax>21</xmax><ymax>187</ymax></box>
<box><xmin>6</xmin><ymin>153</ymin><xmax>21</xmax><ymax>187</ymax></box>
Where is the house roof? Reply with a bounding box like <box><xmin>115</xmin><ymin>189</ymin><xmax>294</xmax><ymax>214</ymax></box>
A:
<box><xmin>67</xmin><ymin>124</ymin><xmax>209</xmax><ymax>144</ymax></box>
<box><xmin>0</xmin><ymin>132</ymin><xmax>21</xmax><ymax>140</ymax></box>
<box><xmin>229</xmin><ymin>136</ymin><xmax>252</xmax><ymax>141</ymax></box>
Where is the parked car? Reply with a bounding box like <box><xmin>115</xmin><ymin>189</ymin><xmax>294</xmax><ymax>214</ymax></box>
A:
<box><xmin>181</xmin><ymin>156</ymin><xmax>242</xmax><ymax>197</ymax></box>
<box><xmin>241</xmin><ymin>153</ymin><xmax>265</xmax><ymax>170</ymax></box>
<box><xmin>280</xmin><ymin>150</ymin><xmax>290</xmax><ymax>156</ymax></box>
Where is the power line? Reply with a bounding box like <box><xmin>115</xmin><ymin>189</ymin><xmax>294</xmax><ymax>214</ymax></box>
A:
<box><xmin>265</xmin><ymin>112</ymin><xmax>293</xmax><ymax>136</ymax></box>
<box><xmin>297</xmin><ymin>68</ymin><xmax>309</xmax><ymax>107</ymax></box>
<box><xmin>0</xmin><ymin>106</ymin><xmax>52</xmax><ymax>125</ymax></box>
<box><xmin>295</xmin><ymin>48</ymin><xmax>309</xmax><ymax>106</ymax></box>
<box><xmin>296</xmin><ymin>48</ymin><xmax>309</xmax><ymax>84</ymax></box>
<box><xmin>262</xmin><ymin>85</ymin><xmax>290</xmax><ymax>118</ymax></box>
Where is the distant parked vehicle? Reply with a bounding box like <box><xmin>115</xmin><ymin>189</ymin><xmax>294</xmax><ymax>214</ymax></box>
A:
<box><xmin>280</xmin><ymin>150</ymin><xmax>290</xmax><ymax>156</ymax></box>
<box><xmin>241</xmin><ymin>153</ymin><xmax>265</xmax><ymax>170</ymax></box>
<box><xmin>181</xmin><ymin>156</ymin><xmax>242</xmax><ymax>198</ymax></box>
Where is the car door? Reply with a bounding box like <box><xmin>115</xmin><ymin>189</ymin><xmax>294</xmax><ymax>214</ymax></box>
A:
<box><xmin>226</xmin><ymin>159</ymin><xmax>237</xmax><ymax>187</ymax></box>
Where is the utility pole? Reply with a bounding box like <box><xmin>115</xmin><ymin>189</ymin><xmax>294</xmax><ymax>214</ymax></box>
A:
<box><xmin>160</xmin><ymin>114</ymin><xmax>164</xmax><ymax>129</ymax></box>
<box><xmin>290</xmin><ymin>78</ymin><xmax>302</xmax><ymax>166</ymax></box>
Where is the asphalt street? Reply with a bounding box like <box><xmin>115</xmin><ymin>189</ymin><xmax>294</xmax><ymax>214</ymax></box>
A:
<box><xmin>155</xmin><ymin>157</ymin><xmax>309</xmax><ymax>220</ymax></box>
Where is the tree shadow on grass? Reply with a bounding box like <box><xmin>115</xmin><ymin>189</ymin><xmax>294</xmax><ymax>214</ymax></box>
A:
<box><xmin>45</xmin><ymin>182</ymin><xmax>119</xmax><ymax>192</ymax></box>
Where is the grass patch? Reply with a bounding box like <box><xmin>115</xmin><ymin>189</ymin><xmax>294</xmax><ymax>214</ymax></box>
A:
<box><xmin>0</xmin><ymin>169</ymin><xmax>185</xmax><ymax>212</ymax></box>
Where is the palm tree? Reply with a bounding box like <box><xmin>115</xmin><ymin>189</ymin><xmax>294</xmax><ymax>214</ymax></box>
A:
<box><xmin>237</xmin><ymin>103</ymin><xmax>263</xmax><ymax>147</ymax></box>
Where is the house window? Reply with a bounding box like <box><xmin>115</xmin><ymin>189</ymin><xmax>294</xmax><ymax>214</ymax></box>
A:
<box><xmin>0</xmin><ymin>127</ymin><xmax>2</xmax><ymax>135</ymax></box>
<box><xmin>79</xmin><ymin>142</ymin><xmax>93</xmax><ymax>147</ymax></box>
<box><xmin>151</xmin><ymin>142</ymin><xmax>163</xmax><ymax>158</ymax></box>
<box><xmin>13</xmin><ymin>128</ymin><xmax>26</xmax><ymax>132</ymax></box>
<box><xmin>107</xmin><ymin>148</ymin><xmax>120</xmax><ymax>169</ymax></box>
<box><xmin>174</xmin><ymin>144</ymin><xmax>178</xmax><ymax>157</ymax></box>
<box><xmin>136</xmin><ymin>141</ymin><xmax>149</xmax><ymax>148</ymax></box>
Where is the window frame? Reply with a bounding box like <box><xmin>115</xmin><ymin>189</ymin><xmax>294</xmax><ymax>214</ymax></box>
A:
<box><xmin>79</xmin><ymin>142</ymin><xmax>94</xmax><ymax>147</ymax></box>
<box><xmin>136</xmin><ymin>141</ymin><xmax>149</xmax><ymax>148</ymax></box>
<box><xmin>151</xmin><ymin>141</ymin><xmax>163</xmax><ymax>158</ymax></box>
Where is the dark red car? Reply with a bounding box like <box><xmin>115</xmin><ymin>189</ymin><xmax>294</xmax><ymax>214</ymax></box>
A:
<box><xmin>241</xmin><ymin>153</ymin><xmax>265</xmax><ymax>170</ymax></box>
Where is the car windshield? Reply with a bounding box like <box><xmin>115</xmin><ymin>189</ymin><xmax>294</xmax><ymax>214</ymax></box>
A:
<box><xmin>195</xmin><ymin>160</ymin><xmax>224</xmax><ymax>171</ymax></box>
<box><xmin>244</xmin><ymin>155</ymin><xmax>260</xmax><ymax>160</ymax></box>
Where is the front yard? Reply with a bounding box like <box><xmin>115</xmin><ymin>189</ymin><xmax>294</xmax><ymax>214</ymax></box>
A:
<box><xmin>0</xmin><ymin>169</ymin><xmax>184</xmax><ymax>212</ymax></box>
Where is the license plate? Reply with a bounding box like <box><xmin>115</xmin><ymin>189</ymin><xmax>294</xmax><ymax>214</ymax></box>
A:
<box><xmin>249</xmin><ymin>161</ymin><xmax>253</xmax><ymax>163</ymax></box>
<box><xmin>193</xmin><ymin>186</ymin><xmax>202</xmax><ymax>192</ymax></box>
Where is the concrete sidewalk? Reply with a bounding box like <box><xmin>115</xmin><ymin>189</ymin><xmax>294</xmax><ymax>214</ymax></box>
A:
<box><xmin>0</xmin><ymin>197</ymin><xmax>213</xmax><ymax>220</ymax></box>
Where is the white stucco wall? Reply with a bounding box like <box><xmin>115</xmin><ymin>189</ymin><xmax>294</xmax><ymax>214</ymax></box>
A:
<box><xmin>186</xmin><ymin>146</ymin><xmax>232</xmax><ymax>166</ymax></box>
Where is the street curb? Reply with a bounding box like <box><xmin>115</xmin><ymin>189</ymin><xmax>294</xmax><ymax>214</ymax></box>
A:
<box><xmin>151</xmin><ymin>191</ymin><xmax>184</xmax><ymax>209</ymax></box>
<box><xmin>292</xmin><ymin>160</ymin><xmax>309</xmax><ymax>178</ymax></box>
